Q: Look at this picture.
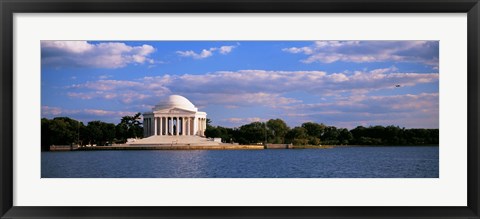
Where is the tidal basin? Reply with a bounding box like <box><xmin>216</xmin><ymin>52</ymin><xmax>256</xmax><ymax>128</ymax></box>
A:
<box><xmin>42</xmin><ymin>146</ymin><xmax>439</xmax><ymax>178</ymax></box>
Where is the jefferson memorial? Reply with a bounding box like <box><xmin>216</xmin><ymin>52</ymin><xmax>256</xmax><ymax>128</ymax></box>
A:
<box><xmin>127</xmin><ymin>95</ymin><xmax>218</xmax><ymax>146</ymax></box>
<box><xmin>143</xmin><ymin>95</ymin><xmax>207</xmax><ymax>137</ymax></box>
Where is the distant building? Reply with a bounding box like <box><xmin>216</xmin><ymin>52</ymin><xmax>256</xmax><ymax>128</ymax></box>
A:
<box><xmin>142</xmin><ymin>95</ymin><xmax>207</xmax><ymax>137</ymax></box>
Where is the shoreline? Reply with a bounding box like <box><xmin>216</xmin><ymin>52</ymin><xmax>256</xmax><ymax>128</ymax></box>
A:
<box><xmin>48</xmin><ymin>144</ymin><xmax>438</xmax><ymax>151</ymax></box>
<box><xmin>294</xmin><ymin>144</ymin><xmax>438</xmax><ymax>148</ymax></box>
<box><xmin>60</xmin><ymin>144</ymin><xmax>264</xmax><ymax>151</ymax></box>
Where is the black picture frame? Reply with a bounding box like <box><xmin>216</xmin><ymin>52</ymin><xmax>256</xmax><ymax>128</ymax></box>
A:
<box><xmin>1</xmin><ymin>0</ymin><xmax>479</xmax><ymax>218</ymax></box>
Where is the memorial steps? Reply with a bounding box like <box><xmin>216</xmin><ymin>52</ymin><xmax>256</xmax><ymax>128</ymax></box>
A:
<box><xmin>126</xmin><ymin>135</ymin><xmax>221</xmax><ymax>146</ymax></box>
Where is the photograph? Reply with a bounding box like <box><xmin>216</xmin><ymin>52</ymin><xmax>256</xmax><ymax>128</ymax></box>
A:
<box><xmin>2</xmin><ymin>0</ymin><xmax>478</xmax><ymax>217</ymax></box>
<box><xmin>41</xmin><ymin>40</ymin><xmax>439</xmax><ymax>178</ymax></box>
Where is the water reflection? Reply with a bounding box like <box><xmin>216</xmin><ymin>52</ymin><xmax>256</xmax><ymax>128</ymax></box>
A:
<box><xmin>42</xmin><ymin>146</ymin><xmax>439</xmax><ymax>178</ymax></box>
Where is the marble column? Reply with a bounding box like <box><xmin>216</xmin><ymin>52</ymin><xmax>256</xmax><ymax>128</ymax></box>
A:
<box><xmin>158</xmin><ymin>117</ymin><xmax>161</xmax><ymax>135</ymax></box>
<box><xmin>186</xmin><ymin>117</ymin><xmax>190</xmax><ymax>135</ymax></box>
<box><xmin>182</xmin><ymin>117</ymin><xmax>187</xmax><ymax>135</ymax></box>
<box><xmin>179</xmin><ymin>117</ymin><xmax>182</xmax><ymax>136</ymax></box>
<box><xmin>175</xmin><ymin>117</ymin><xmax>179</xmax><ymax>135</ymax></box>
<box><xmin>159</xmin><ymin>117</ymin><xmax>163</xmax><ymax>136</ymax></box>
<box><xmin>160</xmin><ymin>116</ymin><xmax>163</xmax><ymax>135</ymax></box>
<box><xmin>180</xmin><ymin>117</ymin><xmax>183</xmax><ymax>136</ymax></box>
<box><xmin>195</xmin><ymin>118</ymin><xmax>198</xmax><ymax>135</ymax></box>
<box><xmin>153</xmin><ymin>117</ymin><xmax>157</xmax><ymax>136</ymax></box>
<box><xmin>178</xmin><ymin>117</ymin><xmax>181</xmax><ymax>136</ymax></box>
<box><xmin>184</xmin><ymin>117</ymin><xmax>186</xmax><ymax>136</ymax></box>
<box><xmin>166</xmin><ymin>117</ymin><xmax>169</xmax><ymax>135</ymax></box>
<box><xmin>177</xmin><ymin>117</ymin><xmax>179</xmax><ymax>136</ymax></box>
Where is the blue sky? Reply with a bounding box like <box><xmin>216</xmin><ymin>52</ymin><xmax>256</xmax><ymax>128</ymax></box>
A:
<box><xmin>41</xmin><ymin>41</ymin><xmax>439</xmax><ymax>129</ymax></box>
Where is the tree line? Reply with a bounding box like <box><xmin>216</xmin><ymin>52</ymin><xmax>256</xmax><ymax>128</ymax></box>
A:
<box><xmin>41</xmin><ymin>113</ymin><xmax>143</xmax><ymax>151</ymax></box>
<box><xmin>205</xmin><ymin>119</ymin><xmax>439</xmax><ymax>146</ymax></box>
<box><xmin>41</xmin><ymin>115</ymin><xmax>438</xmax><ymax>151</ymax></box>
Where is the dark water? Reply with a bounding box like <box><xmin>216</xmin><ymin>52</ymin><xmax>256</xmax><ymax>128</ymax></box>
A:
<box><xmin>41</xmin><ymin>146</ymin><xmax>438</xmax><ymax>178</ymax></box>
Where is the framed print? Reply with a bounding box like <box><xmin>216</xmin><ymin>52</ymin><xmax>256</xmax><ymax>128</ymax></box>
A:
<box><xmin>1</xmin><ymin>0</ymin><xmax>479</xmax><ymax>218</ymax></box>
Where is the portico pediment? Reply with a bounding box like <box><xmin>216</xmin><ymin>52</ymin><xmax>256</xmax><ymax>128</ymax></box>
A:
<box><xmin>154</xmin><ymin>107</ymin><xmax>196</xmax><ymax>114</ymax></box>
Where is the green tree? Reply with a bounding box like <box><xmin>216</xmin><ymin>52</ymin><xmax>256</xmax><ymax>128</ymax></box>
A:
<box><xmin>204</xmin><ymin>119</ymin><xmax>234</xmax><ymax>143</ymax></box>
<box><xmin>301</xmin><ymin>122</ymin><xmax>326</xmax><ymax>138</ymax></box>
<box><xmin>285</xmin><ymin>127</ymin><xmax>309</xmax><ymax>145</ymax></box>
<box><xmin>338</xmin><ymin>128</ymin><xmax>353</xmax><ymax>145</ymax></box>
<box><xmin>47</xmin><ymin>117</ymin><xmax>83</xmax><ymax>146</ymax></box>
<box><xmin>205</xmin><ymin>126</ymin><xmax>222</xmax><ymax>138</ymax></box>
<box><xmin>323</xmin><ymin>126</ymin><xmax>340</xmax><ymax>145</ymax></box>
<box><xmin>85</xmin><ymin>120</ymin><xmax>115</xmax><ymax>146</ymax></box>
<box><xmin>115</xmin><ymin>113</ymin><xmax>143</xmax><ymax>143</ymax></box>
<box><xmin>236</xmin><ymin>122</ymin><xmax>266</xmax><ymax>144</ymax></box>
<box><xmin>266</xmin><ymin>119</ymin><xmax>289</xmax><ymax>143</ymax></box>
<box><xmin>350</xmin><ymin>126</ymin><xmax>367</xmax><ymax>144</ymax></box>
<box><xmin>384</xmin><ymin>125</ymin><xmax>402</xmax><ymax>145</ymax></box>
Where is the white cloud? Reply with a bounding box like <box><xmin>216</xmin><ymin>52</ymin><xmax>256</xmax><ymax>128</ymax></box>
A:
<box><xmin>42</xmin><ymin>41</ymin><xmax>156</xmax><ymax>69</ymax></box>
<box><xmin>281</xmin><ymin>47</ymin><xmax>313</xmax><ymax>54</ymax></box>
<box><xmin>65</xmin><ymin>68</ymin><xmax>438</xmax><ymax>110</ymax></box>
<box><xmin>67</xmin><ymin>92</ymin><xmax>97</xmax><ymax>100</ymax></box>
<box><xmin>82</xmin><ymin>109</ymin><xmax>136</xmax><ymax>117</ymax></box>
<box><xmin>282</xmin><ymin>41</ymin><xmax>439</xmax><ymax>68</ymax></box>
<box><xmin>176</xmin><ymin>48</ymin><xmax>216</xmax><ymax>59</ymax></box>
<box><xmin>281</xmin><ymin>93</ymin><xmax>439</xmax><ymax>128</ymax></box>
<box><xmin>171</xmin><ymin>69</ymin><xmax>438</xmax><ymax>96</ymax></box>
<box><xmin>219</xmin><ymin>45</ymin><xmax>236</xmax><ymax>54</ymax></box>
<box><xmin>224</xmin><ymin>117</ymin><xmax>264</xmax><ymax>124</ymax></box>
<box><xmin>188</xmin><ymin>92</ymin><xmax>301</xmax><ymax>109</ymax></box>
<box><xmin>68</xmin><ymin>91</ymin><xmax>151</xmax><ymax>104</ymax></box>
<box><xmin>41</xmin><ymin>105</ymin><xmax>138</xmax><ymax>124</ymax></box>
<box><xmin>41</xmin><ymin>106</ymin><xmax>65</xmax><ymax>116</ymax></box>
<box><xmin>69</xmin><ymin>80</ymin><xmax>143</xmax><ymax>91</ymax></box>
<box><xmin>176</xmin><ymin>44</ymin><xmax>237</xmax><ymax>59</ymax></box>
<box><xmin>42</xmin><ymin>41</ymin><xmax>94</xmax><ymax>53</ymax></box>
<box><xmin>98</xmin><ymin>74</ymin><xmax>112</xmax><ymax>79</ymax></box>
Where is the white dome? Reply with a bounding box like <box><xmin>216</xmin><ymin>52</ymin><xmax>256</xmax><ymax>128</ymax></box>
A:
<box><xmin>153</xmin><ymin>95</ymin><xmax>197</xmax><ymax>112</ymax></box>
